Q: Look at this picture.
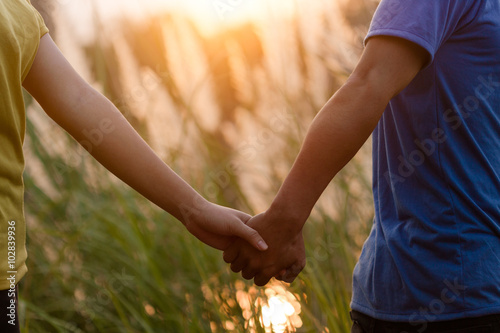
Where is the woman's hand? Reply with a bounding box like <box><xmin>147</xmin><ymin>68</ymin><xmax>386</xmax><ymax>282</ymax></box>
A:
<box><xmin>184</xmin><ymin>201</ymin><xmax>269</xmax><ymax>251</ymax></box>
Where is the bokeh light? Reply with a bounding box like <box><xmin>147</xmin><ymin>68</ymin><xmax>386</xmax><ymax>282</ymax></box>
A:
<box><xmin>235</xmin><ymin>280</ymin><xmax>302</xmax><ymax>333</ymax></box>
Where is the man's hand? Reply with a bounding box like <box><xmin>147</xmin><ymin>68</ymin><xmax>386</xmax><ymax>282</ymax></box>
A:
<box><xmin>222</xmin><ymin>36</ymin><xmax>427</xmax><ymax>286</ymax></box>
<box><xmin>222</xmin><ymin>210</ymin><xmax>306</xmax><ymax>286</ymax></box>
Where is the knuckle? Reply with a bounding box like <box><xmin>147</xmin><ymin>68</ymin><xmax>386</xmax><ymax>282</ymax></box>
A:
<box><xmin>242</xmin><ymin>270</ymin><xmax>255</xmax><ymax>280</ymax></box>
<box><xmin>223</xmin><ymin>250</ymin><xmax>236</xmax><ymax>263</ymax></box>
<box><xmin>230</xmin><ymin>263</ymin><xmax>242</xmax><ymax>273</ymax></box>
<box><xmin>255</xmin><ymin>278</ymin><xmax>268</xmax><ymax>287</ymax></box>
<box><xmin>255</xmin><ymin>273</ymin><xmax>272</xmax><ymax>287</ymax></box>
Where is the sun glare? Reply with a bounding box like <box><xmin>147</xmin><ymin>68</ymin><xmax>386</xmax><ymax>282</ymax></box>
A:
<box><xmin>88</xmin><ymin>0</ymin><xmax>296</xmax><ymax>35</ymax></box>
<box><xmin>166</xmin><ymin>0</ymin><xmax>297</xmax><ymax>35</ymax></box>
<box><xmin>63</xmin><ymin>0</ymin><xmax>299</xmax><ymax>41</ymax></box>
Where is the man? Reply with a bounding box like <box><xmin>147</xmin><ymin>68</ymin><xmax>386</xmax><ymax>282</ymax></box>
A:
<box><xmin>223</xmin><ymin>0</ymin><xmax>500</xmax><ymax>331</ymax></box>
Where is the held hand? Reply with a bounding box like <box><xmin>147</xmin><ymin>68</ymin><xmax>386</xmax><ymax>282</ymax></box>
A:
<box><xmin>184</xmin><ymin>201</ymin><xmax>269</xmax><ymax>252</ymax></box>
<box><xmin>222</xmin><ymin>210</ymin><xmax>306</xmax><ymax>286</ymax></box>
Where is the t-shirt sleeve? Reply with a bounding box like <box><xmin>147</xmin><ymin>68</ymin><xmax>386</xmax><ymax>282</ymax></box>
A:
<box><xmin>26</xmin><ymin>0</ymin><xmax>50</xmax><ymax>38</ymax></box>
<box><xmin>21</xmin><ymin>1</ymin><xmax>50</xmax><ymax>80</ymax></box>
<box><xmin>365</xmin><ymin>0</ymin><xmax>475</xmax><ymax>66</ymax></box>
<box><xmin>33</xmin><ymin>9</ymin><xmax>49</xmax><ymax>38</ymax></box>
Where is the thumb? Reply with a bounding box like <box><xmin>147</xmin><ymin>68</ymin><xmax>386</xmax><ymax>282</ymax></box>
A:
<box><xmin>229</xmin><ymin>222</ymin><xmax>268</xmax><ymax>251</ymax></box>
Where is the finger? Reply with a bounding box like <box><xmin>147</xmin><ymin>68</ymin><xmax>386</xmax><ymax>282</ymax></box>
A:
<box><xmin>222</xmin><ymin>236</ymin><xmax>238</xmax><ymax>251</ymax></box>
<box><xmin>282</xmin><ymin>260</ymin><xmax>306</xmax><ymax>283</ymax></box>
<box><xmin>282</xmin><ymin>271</ymin><xmax>297</xmax><ymax>283</ymax></box>
<box><xmin>274</xmin><ymin>269</ymin><xmax>287</xmax><ymax>281</ymax></box>
<box><xmin>229</xmin><ymin>222</ymin><xmax>268</xmax><ymax>252</ymax></box>
<box><xmin>254</xmin><ymin>274</ymin><xmax>272</xmax><ymax>287</ymax></box>
<box><xmin>230</xmin><ymin>261</ymin><xmax>246</xmax><ymax>273</ymax></box>
<box><xmin>223</xmin><ymin>241</ymin><xmax>242</xmax><ymax>263</ymax></box>
<box><xmin>230</xmin><ymin>255</ymin><xmax>249</xmax><ymax>273</ymax></box>
<box><xmin>234</xmin><ymin>210</ymin><xmax>252</xmax><ymax>223</ymax></box>
<box><xmin>253</xmin><ymin>265</ymin><xmax>278</xmax><ymax>287</ymax></box>
<box><xmin>242</xmin><ymin>266</ymin><xmax>258</xmax><ymax>280</ymax></box>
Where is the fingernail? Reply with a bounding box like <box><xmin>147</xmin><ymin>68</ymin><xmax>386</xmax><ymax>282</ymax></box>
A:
<box><xmin>257</xmin><ymin>240</ymin><xmax>268</xmax><ymax>251</ymax></box>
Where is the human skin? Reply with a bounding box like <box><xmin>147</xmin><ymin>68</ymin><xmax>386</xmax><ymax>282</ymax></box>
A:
<box><xmin>223</xmin><ymin>35</ymin><xmax>429</xmax><ymax>286</ymax></box>
<box><xmin>22</xmin><ymin>34</ymin><xmax>268</xmax><ymax>252</ymax></box>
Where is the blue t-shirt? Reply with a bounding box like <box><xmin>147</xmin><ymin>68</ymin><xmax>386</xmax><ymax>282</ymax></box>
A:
<box><xmin>351</xmin><ymin>0</ymin><xmax>500</xmax><ymax>322</ymax></box>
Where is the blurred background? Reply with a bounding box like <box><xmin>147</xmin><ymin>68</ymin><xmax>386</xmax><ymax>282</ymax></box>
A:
<box><xmin>22</xmin><ymin>0</ymin><xmax>377</xmax><ymax>331</ymax></box>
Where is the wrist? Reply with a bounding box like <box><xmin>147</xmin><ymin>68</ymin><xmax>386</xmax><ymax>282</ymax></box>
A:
<box><xmin>176</xmin><ymin>194</ymin><xmax>212</xmax><ymax>227</ymax></box>
<box><xmin>268</xmin><ymin>197</ymin><xmax>310</xmax><ymax>232</ymax></box>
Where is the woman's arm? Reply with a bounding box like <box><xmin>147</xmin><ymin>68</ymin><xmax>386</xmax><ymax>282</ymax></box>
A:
<box><xmin>23</xmin><ymin>34</ymin><xmax>268</xmax><ymax>252</ymax></box>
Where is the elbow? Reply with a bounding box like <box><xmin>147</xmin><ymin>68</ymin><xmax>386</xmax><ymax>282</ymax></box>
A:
<box><xmin>342</xmin><ymin>71</ymin><xmax>394</xmax><ymax>109</ymax></box>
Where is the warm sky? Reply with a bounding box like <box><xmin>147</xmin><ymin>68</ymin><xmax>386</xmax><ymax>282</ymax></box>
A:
<box><xmin>63</xmin><ymin>0</ymin><xmax>297</xmax><ymax>36</ymax></box>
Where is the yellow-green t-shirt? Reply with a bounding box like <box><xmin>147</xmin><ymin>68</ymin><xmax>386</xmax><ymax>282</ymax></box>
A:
<box><xmin>0</xmin><ymin>0</ymin><xmax>48</xmax><ymax>289</ymax></box>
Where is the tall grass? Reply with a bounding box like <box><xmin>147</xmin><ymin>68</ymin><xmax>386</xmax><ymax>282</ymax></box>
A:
<box><xmin>21</xmin><ymin>1</ymin><xmax>376</xmax><ymax>332</ymax></box>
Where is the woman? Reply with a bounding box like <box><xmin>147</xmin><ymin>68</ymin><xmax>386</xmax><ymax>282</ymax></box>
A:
<box><xmin>0</xmin><ymin>1</ymin><xmax>268</xmax><ymax>331</ymax></box>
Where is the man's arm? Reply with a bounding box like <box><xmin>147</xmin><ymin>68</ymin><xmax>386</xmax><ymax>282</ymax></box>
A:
<box><xmin>223</xmin><ymin>36</ymin><xmax>429</xmax><ymax>285</ymax></box>
<box><xmin>22</xmin><ymin>34</ymin><xmax>268</xmax><ymax>251</ymax></box>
